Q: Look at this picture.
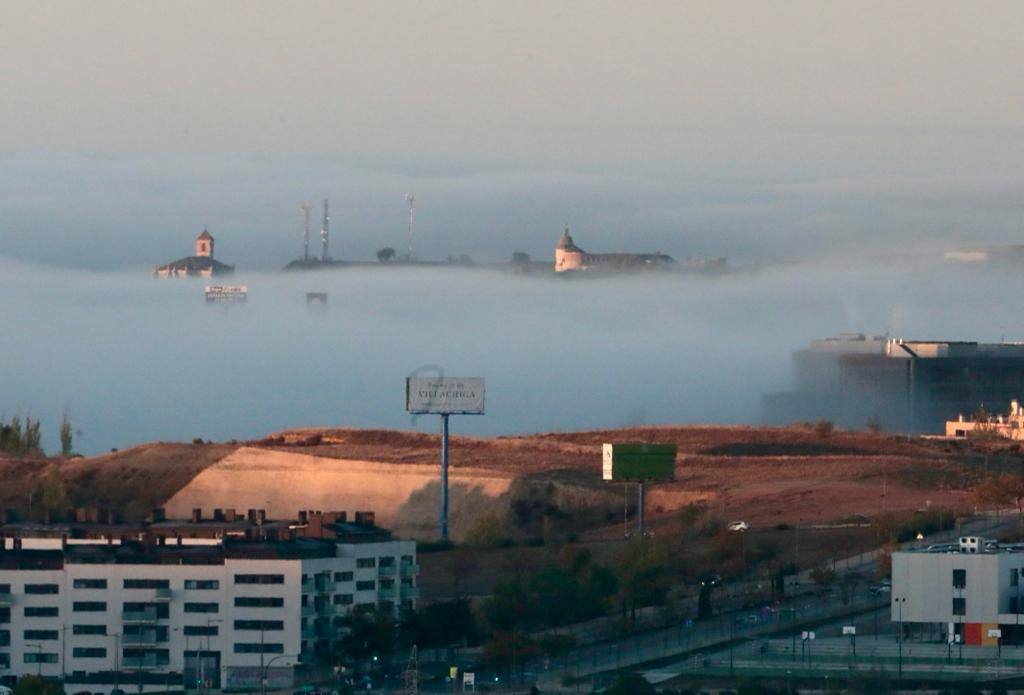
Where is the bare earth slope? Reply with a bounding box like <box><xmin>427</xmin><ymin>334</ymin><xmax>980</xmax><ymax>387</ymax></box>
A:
<box><xmin>0</xmin><ymin>426</ymin><xmax>976</xmax><ymax>537</ymax></box>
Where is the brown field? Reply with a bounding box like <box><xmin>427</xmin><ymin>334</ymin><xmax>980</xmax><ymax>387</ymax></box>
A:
<box><xmin>0</xmin><ymin>424</ymin><xmax>983</xmax><ymax>532</ymax></box>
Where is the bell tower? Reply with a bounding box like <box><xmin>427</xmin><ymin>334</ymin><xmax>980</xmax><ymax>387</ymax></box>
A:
<box><xmin>195</xmin><ymin>228</ymin><xmax>214</xmax><ymax>258</ymax></box>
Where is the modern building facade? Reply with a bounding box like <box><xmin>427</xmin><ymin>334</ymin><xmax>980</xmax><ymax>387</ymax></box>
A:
<box><xmin>765</xmin><ymin>333</ymin><xmax>1024</xmax><ymax>433</ymax></box>
<box><xmin>891</xmin><ymin>537</ymin><xmax>1024</xmax><ymax>646</ymax></box>
<box><xmin>0</xmin><ymin>509</ymin><xmax>417</xmax><ymax>692</ymax></box>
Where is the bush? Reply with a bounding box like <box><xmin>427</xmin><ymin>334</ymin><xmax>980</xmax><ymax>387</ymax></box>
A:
<box><xmin>814</xmin><ymin>419</ymin><xmax>835</xmax><ymax>438</ymax></box>
<box><xmin>464</xmin><ymin>512</ymin><xmax>515</xmax><ymax>548</ymax></box>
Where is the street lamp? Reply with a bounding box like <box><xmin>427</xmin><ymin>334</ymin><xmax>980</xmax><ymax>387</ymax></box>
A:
<box><xmin>201</xmin><ymin>619</ymin><xmax>222</xmax><ymax>694</ymax></box>
<box><xmin>894</xmin><ymin>596</ymin><xmax>906</xmax><ymax>680</ymax></box>
<box><xmin>26</xmin><ymin>643</ymin><xmax>43</xmax><ymax>677</ymax></box>
<box><xmin>261</xmin><ymin>654</ymin><xmax>297</xmax><ymax>695</ymax></box>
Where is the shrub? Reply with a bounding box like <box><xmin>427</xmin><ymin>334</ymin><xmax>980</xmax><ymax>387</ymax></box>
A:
<box><xmin>814</xmin><ymin>419</ymin><xmax>835</xmax><ymax>438</ymax></box>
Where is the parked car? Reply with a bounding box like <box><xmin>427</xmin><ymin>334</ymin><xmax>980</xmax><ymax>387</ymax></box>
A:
<box><xmin>728</xmin><ymin>520</ymin><xmax>750</xmax><ymax>532</ymax></box>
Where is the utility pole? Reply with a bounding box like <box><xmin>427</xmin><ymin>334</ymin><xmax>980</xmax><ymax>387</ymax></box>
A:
<box><xmin>299</xmin><ymin>202</ymin><xmax>312</xmax><ymax>263</ymax></box>
<box><xmin>405</xmin><ymin>193</ymin><xmax>415</xmax><ymax>261</ymax></box>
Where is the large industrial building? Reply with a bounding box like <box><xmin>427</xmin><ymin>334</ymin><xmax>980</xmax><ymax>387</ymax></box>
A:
<box><xmin>554</xmin><ymin>229</ymin><xmax>675</xmax><ymax>273</ymax></box>
<box><xmin>891</xmin><ymin>537</ymin><xmax>1024</xmax><ymax>646</ymax></box>
<box><xmin>764</xmin><ymin>333</ymin><xmax>1024</xmax><ymax>433</ymax></box>
<box><xmin>0</xmin><ymin>508</ymin><xmax>417</xmax><ymax>692</ymax></box>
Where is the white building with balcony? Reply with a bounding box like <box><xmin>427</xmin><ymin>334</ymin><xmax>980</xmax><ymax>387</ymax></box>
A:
<box><xmin>0</xmin><ymin>509</ymin><xmax>416</xmax><ymax>693</ymax></box>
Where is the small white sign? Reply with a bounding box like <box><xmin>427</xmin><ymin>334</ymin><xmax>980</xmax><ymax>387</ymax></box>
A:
<box><xmin>406</xmin><ymin>377</ymin><xmax>485</xmax><ymax>414</ymax></box>
<box><xmin>463</xmin><ymin>672</ymin><xmax>475</xmax><ymax>685</ymax></box>
<box><xmin>843</xmin><ymin>626</ymin><xmax>857</xmax><ymax>636</ymax></box>
<box><xmin>989</xmin><ymin>628</ymin><xmax>1002</xmax><ymax>639</ymax></box>
<box><xmin>801</xmin><ymin>631</ymin><xmax>809</xmax><ymax>640</ymax></box>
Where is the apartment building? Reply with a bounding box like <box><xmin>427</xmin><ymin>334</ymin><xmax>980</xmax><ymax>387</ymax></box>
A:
<box><xmin>0</xmin><ymin>509</ymin><xmax>417</xmax><ymax>692</ymax></box>
<box><xmin>891</xmin><ymin>537</ymin><xmax>1024</xmax><ymax>646</ymax></box>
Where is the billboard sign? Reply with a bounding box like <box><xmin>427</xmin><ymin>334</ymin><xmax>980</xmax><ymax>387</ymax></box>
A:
<box><xmin>205</xmin><ymin>285</ymin><xmax>248</xmax><ymax>303</ymax></box>
<box><xmin>406</xmin><ymin>377</ymin><xmax>485</xmax><ymax>414</ymax></box>
<box><xmin>602</xmin><ymin>443</ymin><xmax>676</xmax><ymax>481</ymax></box>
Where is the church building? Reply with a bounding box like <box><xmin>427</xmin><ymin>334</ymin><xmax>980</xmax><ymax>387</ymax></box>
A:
<box><xmin>554</xmin><ymin>228</ymin><xmax>674</xmax><ymax>273</ymax></box>
<box><xmin>154</xmin><ymin>229</ymin><xmax>235</xmax><ymax>278</ymax></box>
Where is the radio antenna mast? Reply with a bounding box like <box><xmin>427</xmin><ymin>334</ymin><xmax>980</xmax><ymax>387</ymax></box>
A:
<box><xmin>320</xmin><ymin>199</ymin><xmax>330</xmax><ymax>262</ymax></box>
<box><xmin>405</xmin><ymin>193</ymin><xmax>415</xmax><ymax>261</ymax></box>
<box><xmin>299</xmin><ymin>202</ymin><xmax>312</xmax><ymax>263</ymax></box>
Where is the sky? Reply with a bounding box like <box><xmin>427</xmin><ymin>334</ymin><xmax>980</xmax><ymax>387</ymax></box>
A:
<box><xmin>3</xmin><ymin>2</ymin><xmax>1024</xmax><ymax>452</ymax></box>
<box><xmin>2</xmin><ymin>1</ymin><xmax>1024</xmax><ymax>269</ymax></box>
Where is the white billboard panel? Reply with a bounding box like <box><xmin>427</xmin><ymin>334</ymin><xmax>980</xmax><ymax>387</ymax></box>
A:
<box><xmin>205</xmin><ymin>285</ymin><xmax>248</xmax><ymax>303</ymax></box>
<box><xmin>406</xmin><ymin>377</ymin><xmax>485</xmax><ymax>414</ymax></box>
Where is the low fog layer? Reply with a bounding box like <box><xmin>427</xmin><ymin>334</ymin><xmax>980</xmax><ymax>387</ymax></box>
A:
<box><xmin>0</xmin><ymin>258</ymin><xmax>1020</xmax><ymax>455</ymax></box>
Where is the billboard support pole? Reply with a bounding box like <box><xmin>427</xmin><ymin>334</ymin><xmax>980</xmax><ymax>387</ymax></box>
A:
<box><xmin>637</xmin><ymin>482</ymin><xmax>646</xmax><ymax>537</ymax></box>
<box><xmin>441</xmin><ymin>413</ymin><xmax>450</xmax><ymax>542</ymax></box>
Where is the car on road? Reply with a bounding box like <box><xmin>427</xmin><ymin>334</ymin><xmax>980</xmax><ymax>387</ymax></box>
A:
<box><xmin>728</xmin><ymin>520</ymin><xmax>750</xmax><ymax>532</ymax></box>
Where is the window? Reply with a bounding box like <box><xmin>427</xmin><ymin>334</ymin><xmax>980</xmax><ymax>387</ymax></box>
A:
<box><xmin>25</xmin><ymin>584</ymin><xmax>58</xmax><ymax>595</ymax></box>
<box><xmin>356</xmin><ymin>558</ymin><xmax>376</xmax><ymax>569</ymax></box>
<box><xmin>0</xmin><ymin>607</ymin><xmax>8</xmax><ymax>624</ymax></box>
<box><xmin>333</xmin><ymin>594</ymin><xmax>353</xmax><ymax>606</ymax></box>
<box><xmin>73</xmin><ymin>625</ymin><xmax>106</xmax><ymax>636</ymax></box>
<box><xmin>0</xmin><ymin>630</ymin><xmax>9</xmax><ymax>647</ymax></box>
<box><xmin>1013</xmin><ymin>569</ymin><xmax>1020</xmax><ymax>587</ymax></box>
<box><xmin>24</xmin><ymin>653</ymin><xmax>58</xmax><ymax>664</ymax></box>
<box><xmin>183</xmin><ymin>625</ymin><xmax>218</xmax><ymax>637</ymax></box>
<box><xmin>333</xmin><ymin>572</ymin><xmax>353</xmax><ymax>582</ymax></box>
<box><xmin>953</xmin><ymin>569</ymin><xmax>966</xmax><ymax>589</ymax></box>
<box><xmin>356</xmin><ymin>581</ymin><xmax>375</xmax><ymax>591</ymax></box>
<box><xmin>234</xmin><ymin>574</ymin><xmax>284</xmax><ymax>585</ymax></box>
<box><xmin>24</xmin><ymin>629</ymin><xmax>59</xmax><ymax>640</ymax></box>
<box><xmin>123</xmin><ymin>579</ymin><xmax>170</xmax><ymax>590</ymax></box>
<box><xmin>73</xmin><ymin>579</ymin><xmax>107</xmax><ymax>590</ymax></box>
<box><xmin>235</xmin><ymin>597</ymin><xmax>283</xmax><ymax>608</ymax></box>
<box><xmin>184</xmin><ymin>580</ymin><xmax>219</xmax><ymax>591</ymax></box>
<box><xmin>73</xmin><ymin>602</ymin><xmax>106</xmax><ymax>612</ymax></box>
<box><xmin>73</xmin><ymin>647</ymin><xmax>106</xmax><ymax>659</ymax></box>
<box><xmin>378</xmin><ymin>557</ymin><xmax>395</xmax><ymax>567</ymax></box>
<box><xmin>0</xmin><ymin>583</ymin><xmax>10</xmax><ymax>593</ymax></box>
<box><xmin>24</xmin><ymin>606</ymin><xmax>59</xmax><ymax>617</ymax></box>
<box><xmin>234</xmin><ymin>643</ymin><xmax>284</xmax><ymax>654</ymax></box>
<box><xmin>953</xmin><ymin>597</ymin><xmax>967</xmax><ymax>616</ymax></box>
<box><xmin>234</xmin><ymin>620</ymin><xmax>284</xmax><ymax>631</ymax></box>
<box><xmin>400</xmin><ymin>555</ymin><xmax>414</xmax><ymax>565</ymax></box>
<box><xmin>379</xmin><ymin>579</ymin><xmax>395</xmax><ymax>589</ymax></box>
<box><xmin>183</xmin><ymin>602</ymin><xmax>219</xmax><ymax>614</ymax></box>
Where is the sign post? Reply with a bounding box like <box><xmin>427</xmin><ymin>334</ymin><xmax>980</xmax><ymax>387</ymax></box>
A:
<box><xmin>602</xmin><ymin>443</ymin><xmax>676</xmax><ymax>537</ymax></box>
<box><xmin>406</xmin><ymin>377</ymin><xmax>485</xmax><ymax>541</ymax></box>
<box><xmin>843</xmin><ymin>625</ymin><xmax>856</xmax><ymax>657</ymax></box>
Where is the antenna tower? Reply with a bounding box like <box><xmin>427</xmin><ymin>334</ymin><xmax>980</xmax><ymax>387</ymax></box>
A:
<box><xmin>320</xmin><ymin>198</ymin><xmax>330</xmax><ymax>262</ymax></box>
<box><xmin>299</xmin><ymin>202</ymin><xmax>312</xmax><ymax>263</ymax></box>
<box><xmin>405</xmin><ymin>193</ymin><xmax>415</xmax><ymax>261</ymax></box>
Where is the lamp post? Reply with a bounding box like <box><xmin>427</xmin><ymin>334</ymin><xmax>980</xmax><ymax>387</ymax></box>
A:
<box><xmin>261</xmin><ymin>654</ymin><xmax>296</xmax><ymax>695</ymax></box>
<box><xmin>26</xmin><ymin>643</ymin><xmax>42</xmax><ymax>677</ymax></box>
<box><xmin>894</xmin><ymin>596</ymin><xmax>906</xmax><ymax>680</ymax></box>
<box><xmin>111</xmin><ymin>632</ymin><xmax>121</xmax><ymax>691</ymax></box>
<box><xmin>173</xmin><ymin>628</ymin><xmax>192</xmax><ymax>695</ymax></box>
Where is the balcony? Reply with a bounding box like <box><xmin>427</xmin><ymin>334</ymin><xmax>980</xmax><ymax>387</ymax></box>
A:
<box><xmin>377</xmin><ymin>565</ymin><xmax>396</xmax><ymax>577</ymax></box>
<box><xmin>122</xmin><ymin>654</ymin><xmax>159</xmax><ymax>669</ymax></box>
<box><xmin>0</xmin><ymin>593</ymin><xmax>12</xmax><ymax>606</ymax></box>
<box><xmin>377</xmin><ymin>587</ymin><xmax>396</xmax><ymax>600</ymax></box>
<box><xmin>313</xmin><ymin>581</ymin><xmax>337</xmax><ymax>594</ymax></box>
<box><xmin>154</xmin><ymin>588</ymin><xmax>173</xmax><ymax>601</ymax></box>
<box><xmin>399</xmin><ymin>563</ymin><xmax>419</xmax><ymax>575</ymax></box>
<box><xmin>400</xmin><ymin>587</ymin><xmax>420</xmax><ymax>599</ymax></box>
<box><xmin>300</xmin><ymin>604</ymin><xmax>317</xmax><ymax>618</ymax></box>
<box><xmin>122</xmin><ymin>608</ymin><xmax>159</xmax><ymax>623</ymax></box>
<box><xmin>122</xmin><ymin>633</ymin><xmax>161</xmax><ymax>646</ymax></box>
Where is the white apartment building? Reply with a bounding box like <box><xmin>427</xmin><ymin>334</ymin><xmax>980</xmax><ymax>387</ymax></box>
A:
<box><xmin>891</xmin><ymin>537</ymin><xmax>1024</xmax><ymax>647</ymax></box>
<box><xmin>0</xmin><ymin>509</ymin><xmax>417</xmax><ymax>693</ymax></box>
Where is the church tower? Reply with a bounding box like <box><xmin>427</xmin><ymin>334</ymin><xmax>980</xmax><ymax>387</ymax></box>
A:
<box><xmin>195</xmin><ymin>229</ymin><xmax>214</xmax><ymax>258</ymax></box>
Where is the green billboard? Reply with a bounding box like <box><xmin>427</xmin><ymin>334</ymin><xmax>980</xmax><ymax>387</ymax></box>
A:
<box><xmin>602</xmin><ymin>443</ymin><xmax>677</xmax><ymax>481</ymax></box>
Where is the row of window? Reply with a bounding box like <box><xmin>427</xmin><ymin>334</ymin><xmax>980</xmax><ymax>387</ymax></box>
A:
<box><xmin>20</xmin><ymin>621</ymin><xmax>285</xmax><ymax>640</ymax></box>
<box><xmin>3</xmin><ymin>575</ymin><xmax>285</xmax><ymax>595</ymax></box>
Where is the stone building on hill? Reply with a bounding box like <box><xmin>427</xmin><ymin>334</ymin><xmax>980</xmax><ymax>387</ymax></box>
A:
<box><xmin>554</xmin><ymin>228</ymin><xmax>675</xmax><ymax>273</ymax></box>
<box><xmin>154</xmin><ymin>229</ymin><xmax>235</xmax><ymax>278</ymax></box>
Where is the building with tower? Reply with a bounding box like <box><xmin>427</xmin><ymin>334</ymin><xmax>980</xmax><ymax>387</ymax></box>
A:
<box><xmin>554</xmin><ymin>228</ymin><xmax>675</xmax><ymax>273</ymax></box>
<box><xmin>154</xmin><ymin>229</ymin><xmax>235</xmax><ymax>278</ymax></box>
